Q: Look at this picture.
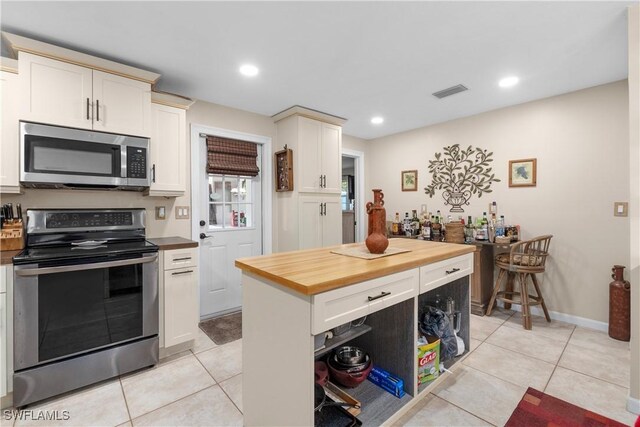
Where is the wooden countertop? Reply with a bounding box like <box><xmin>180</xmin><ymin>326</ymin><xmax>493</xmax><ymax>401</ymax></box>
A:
<box><xmin>1</xmin><ymin>249</ymin><xmax>22</xmax><ymax>266</ymax></box>
<box><xmin>235</xmin><ymin>239</ymin><xmax>475</xmax><ymax>296</ymax></box>
<box><xmin>147</xmin><ymin>237</ymin><xmax>198</xmax><ymax>250</ymax></box>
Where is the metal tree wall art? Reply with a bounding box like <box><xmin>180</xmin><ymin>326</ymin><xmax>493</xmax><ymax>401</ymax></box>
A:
<box><xmin>424</xmin><ymin>144</ymin><xmax>500</xmax><ymax>212</ymax></box>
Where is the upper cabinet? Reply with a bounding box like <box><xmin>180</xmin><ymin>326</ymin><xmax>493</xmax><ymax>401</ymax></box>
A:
<box><xmin>0</xmin><ymin>60</ymin><xmax>20</xmax><ymax>194</ymax></box>
<box><xmin>19</xmin><ymin>52</ymin><xmax>151</xmax><ymax>137</ymax></box>
<box><xmin>278</xmin><ymin>114</ymin><xmax>343</xmax><ymax>195</ymax></box>
<box><xmin>146</xmin><ymin>102</ymin><xmax>187</xmax><ymax>197</ymax></box>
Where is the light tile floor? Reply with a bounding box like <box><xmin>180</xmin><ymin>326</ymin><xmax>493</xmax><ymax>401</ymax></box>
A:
<box><xmin>5</xmin><ymin>314</ymin><xmax>637</xmax><ymax>426</ymax></box>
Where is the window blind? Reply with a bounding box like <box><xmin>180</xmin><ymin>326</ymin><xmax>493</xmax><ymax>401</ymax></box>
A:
<box><xmin>206</xmin><ymin>136</ymin><xmax>259</xmax><ymax>177</ymax></box>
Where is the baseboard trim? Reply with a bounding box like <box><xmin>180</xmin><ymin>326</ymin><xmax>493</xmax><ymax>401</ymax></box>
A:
<box><xmin>627</xmin><ymin>395</ymin><xmax>640</xmax><ymax>415</ymax></box>
<box><xmin>496</xmin><ymin>301</ymin><xmax>609</xmax><ymax>332</ymax></box>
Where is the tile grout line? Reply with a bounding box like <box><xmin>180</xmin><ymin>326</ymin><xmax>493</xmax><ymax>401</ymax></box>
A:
<box><xmin>542</xmin><ymin>325</ymin><xmax>575</xmax><ymax>392</ymax></box>
<box><xmin>128</xmin><ymin>385</ymin><xmax>218</xmax><ymax>424</ymax></box>
<box><xmin>428</xmin><ymin>392</ymin><xmax>498</xmax><ymax>426</ymax></box>
<box><xmin>118</xmin><ymin>377</ymin><xmax>134</xmax><ymax>425</ymax></box>
<box><xmin>217</xmin><ymin>375</ymin><xmax>244</xmax><ymax>416</ymax></box>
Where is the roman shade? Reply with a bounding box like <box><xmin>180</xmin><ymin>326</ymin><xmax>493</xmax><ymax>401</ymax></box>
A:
<box><xmin>206</xmin><ymin>135</ymin><xmax>259</xmax><ymax>177</ymax></box>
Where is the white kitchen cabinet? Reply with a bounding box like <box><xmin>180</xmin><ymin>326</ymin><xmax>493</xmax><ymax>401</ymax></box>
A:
<box><xmin>299</xmin><ymin>195</ymin><xmax>342</xmax><ymax>250</ymax></box>
<box><xmin>19</xmin><ymin>52</ymin><xmax>151</xmax><ymax>137</ymax></box>
<box><xmin>146</xmin><ymin>103</ymin><xmax>187</xmax><ymax>197</ymax></box>
<box><xmin>159</xmin><ymin>248</ymin><xmax>199</xmax><ymax>349</ymax></box>
<box><xmin>274</xmin><ymin>107</ymin><xmax>346</xmax><ymax>252</ymax></box>
<box><xmin>1</xmin><ymin>66</ymin><xmax>20</xmax><ymax>193</ymax></box>
<box><xmin>0</xmin><ymin>264</ymin><xmax>13</xmax><ymax>400</ymax></box>
<box><xmin>297</xmin><ymin>117</ymin><xmax>342</xmax><ymax>194</ymax></box>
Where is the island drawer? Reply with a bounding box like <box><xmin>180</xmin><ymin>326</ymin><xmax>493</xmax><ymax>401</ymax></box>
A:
<box><xmin>163</xmin><ymin>247</ymin><xmax>198</xmax><ymax>270</ymax></box>
<box><xmin>419</xmin><ymin>253</ymin><xmax>473</xmax><ymax>294</ymax></box>
<box><xmin>311</xmin><ymin>268</ymin><xmax>418</xmax><ymax>334</ymax></box>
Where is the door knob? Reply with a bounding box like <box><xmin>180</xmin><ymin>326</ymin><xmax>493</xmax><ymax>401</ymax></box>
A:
<box><xmin>199</xmin><ymin>220</ymin><xmax>206</xmax><ymax>226</ymax></box>
<box><xmin>200</xmin><ymin>233</ymin><xmax>212</xmax><ymax>240</ymax></box>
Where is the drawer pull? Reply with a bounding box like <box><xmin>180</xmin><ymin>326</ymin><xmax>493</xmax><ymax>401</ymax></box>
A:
<box><xmin>367</xmin><ymin>291</ymin><xmax>391</xmax><ymax>301</ymax></box>
<box><xmin>172</xmin><ymin>270</ymin><xmax>194</xmax><ymax>275</ymax></box>
<box><xmin>445</xmin><ymin>268</ymin><xmax>461</xmax><ymax>275</ymax></box>
<box><xmin>173</xmin><ymin>257</ymin><xmax>192</xmax><ymax>261</ymax></box>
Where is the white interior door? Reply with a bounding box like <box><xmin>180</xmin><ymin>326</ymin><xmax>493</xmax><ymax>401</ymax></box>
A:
<box><xmin>198</xmin><ymin>143</ymin><xmax>262</xmax><ymax>318</ymax></box>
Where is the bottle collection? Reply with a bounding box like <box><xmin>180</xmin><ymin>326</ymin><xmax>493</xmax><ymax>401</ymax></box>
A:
<box><xmin>390</xmin><ymin>202</ymin><xmax>519</xmax><ymax>243</ymax></box>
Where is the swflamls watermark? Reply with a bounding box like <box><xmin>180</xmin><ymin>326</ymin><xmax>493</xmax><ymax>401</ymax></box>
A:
<box><xmin>3</xmin><ymin>409</ymin><xmax>71</xmax><ymax>421</ymax></box>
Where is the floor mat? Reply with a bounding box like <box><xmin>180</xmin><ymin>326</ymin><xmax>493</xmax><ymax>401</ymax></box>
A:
<box><xmin>506</xmin><ymin>387</ymin><xmax>630</xmax><ymax>427</ymax></box>
<box><xmin>198</xmin><ymin>311</ymin><xmax>242</xmax><ymax>345</ymax></box>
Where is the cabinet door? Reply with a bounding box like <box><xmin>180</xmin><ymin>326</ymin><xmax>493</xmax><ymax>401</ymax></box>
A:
<box><xmin>320</xmin><ymin>123</ymin><xmax>342</xmax><ymax>194</ymax></box>
<box><xmin>92</xmin><ymin>70</ymin><xmax>151</xmax><ymax>137</ymax></box>
<box><xmin>322</xmin><ymin>197</ymin><xmax>342</xmax><ymax>247</ymax></box>
<box><xmin>297</xmin><ymin>117</ymin><xmax>322</xmax><ymax>193</ymax></box>
<box><xmin>299</xmin><ymin>196</ymin><xmax>323</xmax><ymax>250</ymax></box>
<box><xmin>148</xmin><ymin>104</ymin><xmax>186</xmax><ymax>196</ymax></box>
<box><xmin>0</xmin><ymin>71</ymin><xmax>20</xmax><ymax>193</ymax></box>
<box><xmin>0</xmin><ymin>292</ymin><xmax>5</xmax><ymax>398</ymax></box>
<box><xmin>164</xmin><ymin>267</ymin><xmax>199</xmax><ymax>348</ymax></box>
<box><xmin>19</xmin><ymin>52</ymin><xmax>93</xmax><ymax>130</ymax></box>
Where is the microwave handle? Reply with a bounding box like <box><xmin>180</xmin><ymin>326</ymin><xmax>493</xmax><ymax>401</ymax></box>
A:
<box><xmin>15</xmin><ymin>253</ymin><xmax>158</xmax><ymax>277</ymax></box>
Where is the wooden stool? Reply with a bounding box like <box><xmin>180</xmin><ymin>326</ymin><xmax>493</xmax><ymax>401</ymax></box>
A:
<box><xmin>486</xmin><ymin>235</ymin><xmax>553</xmax><ymax>330</ymax></box>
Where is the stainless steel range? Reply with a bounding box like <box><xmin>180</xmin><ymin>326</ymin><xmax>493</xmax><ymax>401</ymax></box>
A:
<box><xmin>12</xmin><ymin>208</ymin><xmax>159</xmax><ymax>407</ymax></box>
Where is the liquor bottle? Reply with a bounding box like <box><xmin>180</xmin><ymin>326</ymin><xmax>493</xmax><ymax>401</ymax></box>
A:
<box><xmin>496</xmin><ymin>215</ymin><xmax>505</xmax><ymax>237</ymax></box>
<box><xmin>432</xmin><ymin>215</ymin><xmax>442</xmax><ymax>241</ymax></box>
<box><xmin>411</xmin><ymin>210</ymin><xmax>420</xmax><ymax>236</ymax></box>
<box><xmin>465</xmin><ymin>215</ymin><xmax>474</xmax><ymax>243</ymax></box>
<box><xmin>423</xmin><ymin>215</ymin><xmax>432</xmax><ymax>240</ymax></box>
<box><xmin>392</xmin><ymin>212</ymin><xmax>400</xmax><ymax>235</ymax></box>
<box><xmin>404</xmin><ymin>212</ymin><xmax>411</xmax><ymax>236</ymax></box>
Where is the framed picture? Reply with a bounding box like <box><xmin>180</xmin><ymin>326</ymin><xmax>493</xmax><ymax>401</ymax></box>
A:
<box><xmin>401</xmin><ymin>170</ymin><xmax>418</xmax><ymax>191</ymax></box>
<box><xmin>509</xmin><ymin>158</ymin><xmax>537</xmax><ymax>187</ymax></box>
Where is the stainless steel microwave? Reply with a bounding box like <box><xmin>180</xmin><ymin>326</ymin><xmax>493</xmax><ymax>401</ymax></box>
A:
<box><xmin>20</xmin><ymin>121</ymin><xmax>150</xmax><ymax>190</ymax></box>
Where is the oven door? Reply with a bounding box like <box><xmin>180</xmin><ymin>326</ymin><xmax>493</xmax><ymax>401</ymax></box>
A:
<box><xmin>13</xmin><ymin>252</ymin><xmax>158</xmax><ymax>371</ymax></box>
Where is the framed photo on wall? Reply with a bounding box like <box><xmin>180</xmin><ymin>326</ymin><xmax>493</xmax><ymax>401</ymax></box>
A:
<box><xmin>509</xmin><ymin>158</ymin><xmax>537</xmax><ymax>187</ymax></box>
<box><xmin>401</xmin><ymin>170</ymin><xmax>418</xmax><ymax>191</ymax></box>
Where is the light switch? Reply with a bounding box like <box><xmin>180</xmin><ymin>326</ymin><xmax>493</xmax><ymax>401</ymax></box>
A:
<box><xmin>176</xmin><ymin>206</ymin><xmax>190</xmax><ymax>219</ymax></box>
<box><xmin>155</xmin><ymin>206</ymin><xmax>166</xmax><ymax>220</ymax></box>
<box><xmin>614</xmin><ymin>202</ymin><xmax>628</xmax><ymax>217</ymax></box>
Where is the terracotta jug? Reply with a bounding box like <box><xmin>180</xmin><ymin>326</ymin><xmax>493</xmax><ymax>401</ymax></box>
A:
<box><xmin>609</xmin><ymin>265</ymin><xmax>631</xmax><ymax>341</ymax></box>
<box><xmin>365</xmin><ymin>189</ymin><xmax>389</xmax><ymax>254</ymax></box>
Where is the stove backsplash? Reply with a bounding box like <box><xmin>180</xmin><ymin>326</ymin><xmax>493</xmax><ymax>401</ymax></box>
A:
<box><xmin>1</xmin><ymin>188</ymin><xmax>190</xmax><ymax>239</ymax></box>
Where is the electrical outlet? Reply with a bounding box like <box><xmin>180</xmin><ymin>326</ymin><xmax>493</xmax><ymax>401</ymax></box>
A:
<box><xmin>614</xmin><ymin>202</ymin><xmax>628</xmax><ymax>217</ymax></box>
<box><xmin>155</xmin><ymin>206</ymin><xmax>166</xmax><ymax>220</ymax></box>
<box><xmin>176</xmin><ymin>206</ymin><xmax>190</xmax><ymax>219</ymax></box>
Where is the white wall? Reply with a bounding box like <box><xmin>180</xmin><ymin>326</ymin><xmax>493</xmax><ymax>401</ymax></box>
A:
<box><xmin>367</xmin><ymin>81</ymin><xmax>630</xmax><ymax>323</ymax></box>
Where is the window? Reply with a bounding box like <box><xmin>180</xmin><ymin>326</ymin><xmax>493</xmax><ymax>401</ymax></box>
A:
<box><xmin>208</xmin><ymin>175</ymin><xmax>254</xmax><ymax>229</ymax></box>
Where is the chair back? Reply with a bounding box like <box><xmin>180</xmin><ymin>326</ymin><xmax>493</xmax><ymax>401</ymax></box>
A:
<box><xmin>513</xmin><ymin>235</ymin><xmax>553</xmax><ymax>271</ymax></box>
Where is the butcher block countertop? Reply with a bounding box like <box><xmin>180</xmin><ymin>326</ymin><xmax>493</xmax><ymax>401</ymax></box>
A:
<box><xmin>1</xmin><ymin>249</ymin><xmax>21</xmax><ymax>266</ymax></box>
<box><xmin>235</xmin><ymin>239</ymin><xmax>474</xmax><ymax>295</ymax></box>
<box><xmin>147</xmin><ymin>237</ymin><xmax>198</xmax><ymax>250</ymax></box>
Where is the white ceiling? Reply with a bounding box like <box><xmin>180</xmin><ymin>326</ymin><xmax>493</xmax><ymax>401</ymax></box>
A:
<box><xmin>0</xmin><ymin>1</ymin><xmax>634</xmax><ymax>139</ymax></box>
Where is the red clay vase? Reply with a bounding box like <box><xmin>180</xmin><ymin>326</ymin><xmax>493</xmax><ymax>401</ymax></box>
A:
<box><xmin>365</xmin><ymin>189</ymin><xmax>389</xmax><ymax>254</ymax></box>
<box><xmin>609</xmin><ymin>265</ymin><xmax>631</xmax><ymax>341</ymax></box>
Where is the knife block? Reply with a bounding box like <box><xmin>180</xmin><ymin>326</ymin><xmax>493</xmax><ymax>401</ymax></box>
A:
<box><xmin>0</xmin><ymin>220</ymin><xmax>24</xmax><ymax>251</ymax></box>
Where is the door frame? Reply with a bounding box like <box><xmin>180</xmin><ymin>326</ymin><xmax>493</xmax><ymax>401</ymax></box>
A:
<box><xmin>341</xmin><ymin>148</ymin><xmax>365</xmax><ymax>242</ymax></box>
<box><xmin>190</xmin><ymin>124</ymin><xmax>273</xmax><ymax>255</ymax></box>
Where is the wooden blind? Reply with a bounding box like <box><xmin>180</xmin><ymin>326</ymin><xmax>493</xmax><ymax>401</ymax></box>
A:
<box><xmin>206</xmin><ymin>136</ymin><xmax>259</xmax><ymax>177</ymax></box>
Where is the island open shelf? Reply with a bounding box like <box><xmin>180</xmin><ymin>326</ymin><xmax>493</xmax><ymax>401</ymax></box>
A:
<box><xmin>237</xmin><ymin>239</ymin><xmax>475</xmax><ymax>426</ymax></box>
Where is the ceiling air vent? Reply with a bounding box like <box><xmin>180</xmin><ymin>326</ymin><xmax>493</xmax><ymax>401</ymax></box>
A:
<box><xmin>432</xmin><ymin>84</ymin><xmax>468</xmax><ymax>99</ymax></box>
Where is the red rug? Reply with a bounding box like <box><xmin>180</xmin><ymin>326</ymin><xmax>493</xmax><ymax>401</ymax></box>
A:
<box><xmin>506</xmin><ymin>388</ymin><xmax>633</xmax><ymax>427</ymax></box>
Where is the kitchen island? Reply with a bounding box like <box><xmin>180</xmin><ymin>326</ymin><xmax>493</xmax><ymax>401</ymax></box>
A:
<box><xmin>235</xmin><ymin>239</ymin><xmax>475</xmax><ymax>426</ymax></box>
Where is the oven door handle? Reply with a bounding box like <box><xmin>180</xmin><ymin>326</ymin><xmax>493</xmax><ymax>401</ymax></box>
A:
<box><xmin>15</xmin><ymin>253</ymin><xmax>158</xmax><ymax>276</ymax></box>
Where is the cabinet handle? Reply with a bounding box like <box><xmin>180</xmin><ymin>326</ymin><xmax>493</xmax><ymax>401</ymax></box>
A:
<box><xmin>322</xmin><ymin>175</ymin><xmax>326</xmax><ymax>188</ymax></box>
<box><xmin>172</xmin><ymin>270</ymin><xmax>194</xmax><ymax>275</ymax></box>
<box><xmin>152</xmin><ymin>164</ymin><xmax>156</xmax><ymax>183</ymax></box>
<box><xmin>173</xmin><ymin>257</ymin><xmax>192</xmax><ymax>261</ymax></box>
<box><xmin>323</xmin><ymin>203</ymin><xmax>327</xmax><ymax>216</ymax></box>
<box><xmin>96</xmin><ymin>99</ymin><xmax>100</xmax><ymax>121</ymax></box>
<box><xmin>86</xmin><ymin>98</ymin><xmax>91</xmax><ymax>120</ymax></box>
<box><xmin>445</xmin><ymin>268</ymin><xmax>460</xmax><ymax>275</ymax></box>
<box><xmin>368</xmin><ymin>291</ymin><xmax>391</xmax><ymax>301</ymax></box>
<box><xmin>319</xmin><ymin>203</ymin><xmax>323</xmax><ymax>216</ymax></box>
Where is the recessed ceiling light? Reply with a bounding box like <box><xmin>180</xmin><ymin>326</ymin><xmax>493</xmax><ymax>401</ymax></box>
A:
<box><xmin>239</xmin><ymin>64</ymin><xmax>259</xmax><ymax>77</ymax></box>
<box><xmin>371</xmin><ymin>116</ymin><xmax>384</xmax><ymax>125</ymax></box>
<box><xmin>499</xmin><ymin>76</ymin><xmax>519</xmax><ymax>88</ymax></box>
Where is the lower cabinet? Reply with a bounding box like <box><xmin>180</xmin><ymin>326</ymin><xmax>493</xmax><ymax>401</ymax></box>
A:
<box><xmin>299</xmin><ymin>195</ymin><xmax>341</xmax><ymax>249</ymax></box>
<box><xmin>159</xmin><ymin>248</ymin><xmax>199</xmax><ymax>349</ymax></box>
<box><xmin>0</xmin><ymin>265</ymin><xmax>13</xmax><ymax>403</ymax></box>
